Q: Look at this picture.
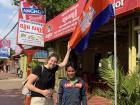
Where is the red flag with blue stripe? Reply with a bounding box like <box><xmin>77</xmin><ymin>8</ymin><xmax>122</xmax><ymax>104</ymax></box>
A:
<box><xmin>68</xmin><ymin>0</ymin><xmax>114</xmax><ymax>53</ymax></box>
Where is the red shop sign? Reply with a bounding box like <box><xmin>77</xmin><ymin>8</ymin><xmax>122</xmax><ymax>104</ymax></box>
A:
<box><xmin>44</xmin><ymin>0</ymin><xmax>140</xmax><ymax>42</ymax></box>
<box><xmin>115</xmin><ymin>0</ymin><xmax>140</xmax><ymax>15</ymax></box>
<box><xmin>44</xmin><ymin>0</ymin><xmax>85</xmax><ymax>42</ymax></box>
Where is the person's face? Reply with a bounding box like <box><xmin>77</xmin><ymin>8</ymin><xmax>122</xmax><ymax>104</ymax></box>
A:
<box><xmin>47</xmin><ymin>56</ymin><xmax>57</xmax><ymax>69</ymax></box>
<box><xmin>66</xmin><ymin>66</ymin><xmax>76</xmax><ymax>79</ymax></box>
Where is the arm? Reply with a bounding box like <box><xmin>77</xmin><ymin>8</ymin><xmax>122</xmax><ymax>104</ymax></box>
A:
<box><xmin>26</xmin><ymin>74</ymin><xmax>42</xmax><ymax>93</ymax></box>
<box><xmin>57</xmin><ymin>80</ymin><xmax>64</xmax><ymax>105</ymax></box>
<box><xmin>26</xmin><ymin>74</ymin><xmax>51</xmax><ymax>97</ymax></box>
<box><xmin>58</xmin><ymin>43</ymin><xmax>71</xmax><ymax>68</ymax></box>
<box><xmin>81</xmin><ymin>80</ymin><xmax>87</xmax><ymax>105</ymax></box>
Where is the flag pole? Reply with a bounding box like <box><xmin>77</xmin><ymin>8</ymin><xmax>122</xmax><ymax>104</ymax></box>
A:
<box><xmin>113</xmin><ymin>0</ymin><xmax>117</xmax><ymax>105</ymax></box>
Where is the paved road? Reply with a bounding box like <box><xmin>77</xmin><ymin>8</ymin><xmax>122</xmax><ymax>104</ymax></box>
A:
<box><xmin>0</xmin><ymin>89</ymin><xmax>24</xmax><ymax>105</ymax></box>
<box><xmin>0</xmin><ymin>73</ymin><xmax>24</xmax><ymax>105</ymax></box>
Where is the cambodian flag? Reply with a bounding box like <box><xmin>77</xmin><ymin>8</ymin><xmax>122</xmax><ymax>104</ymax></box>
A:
<box><xmin>68</xmin><ymin>0</ymin><xmax>114</xmax><ymax>53</ymax></box>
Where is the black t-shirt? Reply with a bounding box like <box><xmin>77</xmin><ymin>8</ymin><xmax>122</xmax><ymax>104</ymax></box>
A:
<box><xmin>31</xmin><ymin>65</ymin><xmax>58</xmax><ymax>97</ymax></box>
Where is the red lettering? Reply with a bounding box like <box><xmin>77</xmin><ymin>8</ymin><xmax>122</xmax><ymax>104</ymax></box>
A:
<box><xmin>32</xmin><ymin>26</ymin><xmax>43</xmax><ymax>33</ymax></box>
<box><xmin>20</xmin><ymin>23</ymin><xmax>30</xmax><ymax>30</ymax></box>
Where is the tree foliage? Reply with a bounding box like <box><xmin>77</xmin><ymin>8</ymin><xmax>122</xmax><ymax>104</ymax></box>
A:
<box><xmin>13</xmin><ymin>0</ymin><xmax>78</xmax><ymax>21</ymax></box>
<box><xmin>40</xmin><ymin>0</ymin><xmax>77</xmax><ymax>21</ymax></box>
<box><xmin>12</xmin><ymin>0</ymin><xmax>20</xmax><ymax>6</ymax></box>
<box><xmin>98</xmin><ymin>59</ymin><xmax>140</xmax><ymax>105</ymax></box>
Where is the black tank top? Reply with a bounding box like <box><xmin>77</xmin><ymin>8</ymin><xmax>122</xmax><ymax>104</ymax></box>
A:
<box><xmin>31</xmin><ymin>65</ymin><xmax>58</xmax><ymax>97</ymax></box>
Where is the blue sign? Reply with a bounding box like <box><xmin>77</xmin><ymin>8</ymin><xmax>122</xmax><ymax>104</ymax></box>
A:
<box><xmin>0</xmin><ymin>48</ymin><xmax>10</xmax><ymax>59</ymax></box>
<box><xmin>33</xmin><ymin>50</ymin><xmax>48</xmax><ymax>59</ymax></box>
<box><xmin>22</xmin><ymin>8</ymin><xmax>44</xmax><ymax>15</ymax></box>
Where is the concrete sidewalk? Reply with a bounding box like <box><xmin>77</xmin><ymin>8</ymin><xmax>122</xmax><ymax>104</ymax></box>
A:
<box><xmin>0</xmin><ymin>72</ymin><xmax>18</xmax><ymax>80</ymax></box>
<box><xmin>0</xmin><ymin>78</ymin><xmax>24</xmax><ymax>90</ymax></box>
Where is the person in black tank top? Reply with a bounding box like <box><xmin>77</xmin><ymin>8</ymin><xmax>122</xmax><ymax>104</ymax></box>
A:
<box><xmin>26</xmin><ymin>44</ymin><xmax>71</xmax><ymax>105</ymax></box>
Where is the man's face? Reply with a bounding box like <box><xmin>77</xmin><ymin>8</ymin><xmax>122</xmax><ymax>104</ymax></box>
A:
<box><xmin>66</xmin><ymin>66</ymin><xmax>76</xmax><ymax>79</ymax></box>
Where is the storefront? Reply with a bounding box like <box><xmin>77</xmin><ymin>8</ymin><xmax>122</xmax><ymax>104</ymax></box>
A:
<box><xmin>44</xmin><ymin>0</ymin><xmax>140</xmax><ymax>81</ymax></box>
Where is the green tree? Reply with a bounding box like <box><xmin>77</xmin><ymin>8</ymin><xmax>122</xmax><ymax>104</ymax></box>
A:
<box><xmin>13</xmin><ymin>0</ymin><xmax>78</xmax><ymax>21</ymax></box>
<box><xmin>12</xmin><ymin>0</ymin><xmax>20</xmax><ymax>6</ymax></box>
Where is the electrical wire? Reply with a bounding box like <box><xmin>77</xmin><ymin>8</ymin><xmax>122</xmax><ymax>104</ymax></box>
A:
<box><xmin>1</xmin><ymin>22</ymin><xmax>18</xmax><ymax>40</ymax></box>
<box><xmin>0</xmin><ymin>10</ymin><xmax>18</xmax><ymax>36</ymax></box>
<box><xmin>6</xmin><ymin>24</ymin><xmax>17</xmax><ymax>39</ymax></box>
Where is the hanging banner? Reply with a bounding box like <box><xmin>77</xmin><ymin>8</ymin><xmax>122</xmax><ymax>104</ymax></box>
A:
<box><xmin>0</xmin><ymin>40</ymin><xmax>11</xmax><ymax>48</ymax></box>
<box><xmin>19</xmin><ymin>0</ymin><xmax>45</xmax><ymax>23</ymax></box>
<box><xmin>17</xmin><ymin>19</ymin><xmax>44</xmax><ymax>47</ymax></box>
<box><xmin>44</xmin><ymin>0</ymin><xmax>86</xmax><ymax>42</ymax></box>
<box><xmin>0</xmin><ymin>48</ymin><xmax>10</xmax><ymax>59</ymax></box>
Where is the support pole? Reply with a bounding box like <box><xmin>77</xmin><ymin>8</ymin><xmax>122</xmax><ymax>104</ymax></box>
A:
<box><xmin>113</xmin><ymin>1</ymin><xmax>117</xmax><ymax>104</ymax></box>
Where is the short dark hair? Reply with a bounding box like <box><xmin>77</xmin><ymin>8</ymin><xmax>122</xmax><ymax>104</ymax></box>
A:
<box><xmin>66</xmin><ymin>62</ymin><xmax>77</xmax><ymax>71</ymax></box>
<box><xmin>48</xmin><ymin>53</ymin><xmax>59</xmax><ymax>61</ymax></box>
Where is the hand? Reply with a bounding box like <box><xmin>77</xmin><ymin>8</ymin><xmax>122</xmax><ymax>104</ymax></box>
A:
<box><xmin>41</xmin><ymin>89</ymin><xmax>53</xmax><ymax>97</ymax></box>
<box><xmin>67</xmin><ymin>42</ymin><xmax>72</xmax><ymax>51</ymax></box>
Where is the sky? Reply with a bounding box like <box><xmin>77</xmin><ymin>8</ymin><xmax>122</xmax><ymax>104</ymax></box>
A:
<box><xmin>0</xmin><ymin>0</ymin><xmax>18</xmax><ymax>50</ymax></box>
